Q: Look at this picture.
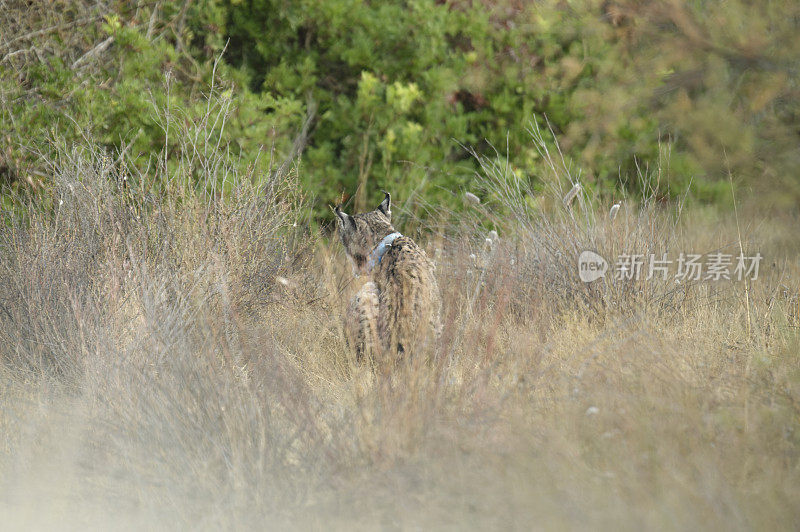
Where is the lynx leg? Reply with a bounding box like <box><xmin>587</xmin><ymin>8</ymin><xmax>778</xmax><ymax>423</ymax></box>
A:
<box><xmin>345</xmin><ymin>281</ymin><xmax>380</xmax><ymax>364</ymax></box>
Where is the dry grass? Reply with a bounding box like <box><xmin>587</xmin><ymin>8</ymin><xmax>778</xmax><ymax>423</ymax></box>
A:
<box><xmin>1</xmin><ymin>130</ymin><xmax>799</xmax><ymax>530</ymax></box>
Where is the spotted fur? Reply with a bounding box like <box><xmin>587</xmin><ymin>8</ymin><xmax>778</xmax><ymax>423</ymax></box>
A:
<box><xmin>335</xmin><ymin>193</ymin><xmax>441</xmax><ymax>363</ymax></box>
<box><xmin>344</xmin><ymin>281</ymin><xmax>380</xmax><ymax>363</ymax></box>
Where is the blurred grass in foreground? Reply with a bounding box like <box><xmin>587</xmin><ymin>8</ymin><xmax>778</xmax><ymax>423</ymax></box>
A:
<box><xmin>1</xmin><ymin>117</ymin><xmax>799</xmax><ymax>529</ymax></box>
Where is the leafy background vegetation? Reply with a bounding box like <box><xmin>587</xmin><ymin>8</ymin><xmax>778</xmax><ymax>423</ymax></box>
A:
<box><xmin>2</xmin><ymin>0</ymin><xmax>798</xmax><ymax>215</ymax></box>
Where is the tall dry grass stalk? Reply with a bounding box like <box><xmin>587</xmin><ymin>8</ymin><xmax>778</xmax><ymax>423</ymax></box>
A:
<box><xmin>1</xmin><ymin>109</ymin><xmax>799</xmax><ymax>529</ymax></box>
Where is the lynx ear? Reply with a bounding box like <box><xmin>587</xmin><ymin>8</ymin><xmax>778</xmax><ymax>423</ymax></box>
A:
<box><xmin>334</xmin><ymin>205</ymin><xmax>355</xmax><ymax>231</ymax></box>
<box><xmin>377</xmin><ymin>191</ymin><xmax>391</xmax><ymax>219</ymax></box>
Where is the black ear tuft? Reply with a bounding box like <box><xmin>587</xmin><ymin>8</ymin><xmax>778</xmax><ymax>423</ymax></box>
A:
<box><xmin>377</xmin><ymin>191</ymin><xmax>391</xmax><ymax>218</ymax></box>
<box><xmin>334</xmin><ymin>205</ymin><xmax>355</xmax><ymax>230</ymax></box>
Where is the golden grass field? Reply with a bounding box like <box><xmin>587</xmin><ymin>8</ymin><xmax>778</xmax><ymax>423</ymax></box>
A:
<box><xmin>1</xmin><ymin>141</ymin><xmax>799</xmax><ymax>530</ymax></box>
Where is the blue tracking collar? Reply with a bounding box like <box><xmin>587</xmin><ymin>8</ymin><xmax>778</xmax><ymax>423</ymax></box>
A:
<box><xmin>367</xmin><ymin>232</ymin><xmax>402</xmax><ymax>271</ymax></box>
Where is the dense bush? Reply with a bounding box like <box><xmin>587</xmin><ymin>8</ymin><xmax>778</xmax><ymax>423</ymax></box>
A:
<box><xmin>0</xmin><ymin>0</ymin><xmax>295</xmax><ymax>204</ymax></box>
<box><xmin>2</xmin><ymin>0</ymin><xmax>798</xmax><ymax>215</ymax></box>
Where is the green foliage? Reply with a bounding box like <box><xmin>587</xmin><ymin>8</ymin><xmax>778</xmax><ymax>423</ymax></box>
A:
<box><xmin>1</xmin><ymin>0</ymin><xmax>798</xmax><ymax>215</ymax></box>
<box><xmin>214</xmin><ymin>0</ymin><xmax>800</xmax><ymax>212</ymax></box>
<box><xmin>0</xmin><ymin>0</ymin><xmax>297</xmax><ymax>194</ymax></box>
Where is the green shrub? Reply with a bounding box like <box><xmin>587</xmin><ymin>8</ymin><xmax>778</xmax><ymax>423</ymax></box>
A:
<box><xmin>2</xmin><ymin>0</ymin><xmax>798</xmax><ymax>216</ymax></box>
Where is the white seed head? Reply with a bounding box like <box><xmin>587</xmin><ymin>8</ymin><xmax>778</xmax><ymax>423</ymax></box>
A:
<box><xmin>609</xmin><ymin>202</ymin><xmax>621</xmax><ymax>220</ymax></box>
<box><xmin>585</xmin><ymin>406</ymin><xmax>599</xmax><ymax>416</ymax></box>
<box><xmin>464</xmin><ymin>191</ymin><xmax>480</xmax><ymax>204</ymax></box>
<box><xmin>489</xmin><ymin>230</ymin><xmax>499</xmax><ymax>241</ymax></box>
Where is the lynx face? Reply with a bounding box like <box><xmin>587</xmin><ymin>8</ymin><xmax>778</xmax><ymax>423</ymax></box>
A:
<box><xmin>334</xmin><ymin>193</ymin><xmax>393</xmax><ymax>275</ymax></box>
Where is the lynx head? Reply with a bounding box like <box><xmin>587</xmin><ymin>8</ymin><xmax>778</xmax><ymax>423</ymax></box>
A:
<box><xmin>335</xmin><ymin>192</ymin><xmax>394</xmax><ymax>275</ymax></box>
